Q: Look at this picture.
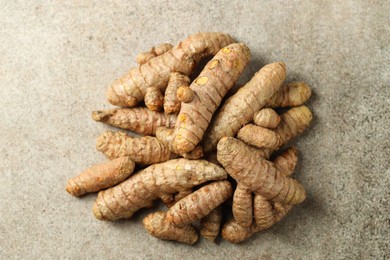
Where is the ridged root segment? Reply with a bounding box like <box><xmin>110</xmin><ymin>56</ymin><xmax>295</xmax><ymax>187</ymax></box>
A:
<box><xmin>265</xmin><ymin>81</ymin><xmax>312</xmax><ymax>108</ymax></box>
<box><xmin>156</xmin><ymin>127</ymin><xmax>204</xmax><ymax>160</ymax></box>
<box><xmin>143</xmin><ymin>212</ymin><xmax>199</xmax><ymax>245</ymax></box>
<box><xmin>200</xmin><ymin>206</ymin><xmax>222</xmax><ymax>242</ymax></box>
<box><xmin>254</xmin><ymin>106</ymin><xmax>313</xmax><ymax>159</ymax></box>
<box><xmin>66</xmin><ymin>157</ymin><xmax>135</xmax><ymax>197</ymax></box>
<box><xmin>96</xmin><ymin>131</ymin><xmax>174</xmax><ymax>165</ymax></box>
<box><xmin>107</xmin><ymin>32</ymin><xmax>234</xmax><ymax>107</ymax></box>
<box><xmin>221</xmin><ymin>219</ymin><xmax>253</xmax><ymax>244</ymax></box>
<box><xmin>145</xmin><ymin>87</ymin><xmax>164</xmax><ymax>112</ymax></box>
<box><xmin>275</xmin><ymin>106</ymin><xmax>313</xmax><ymax>144</ymax></box>
<box><xmin>273</xmin><ymin>147</ymin><xmax>298</xmax><ymax>177</ymax></box>
<box><xmin>180</xmin><ymin>145</ymin><xmax>204</xmax><ymax>160</ymax></box>
<box><xmin>155</xmin><ymin>126</ymin><xmax>175</xmax><ymax>146</ymax></box>
<box><xmin>237</xmin><ymin>124</ymin><xmax>282</xmax><ymax>150</ymax></box>
<box><xmin>93</xmin><ymin>159</ymin><xmax>227</xmax><ymax>221</ymax></box>
<box><xmin>160</xmin><ymin>189</ymin><xmax>193</xmax><ymax>208</ymax></box>
<box><xmin>203</xmin><ymin>62</ymin><xmax>286</xmax><ymax>152</ymax></box>
<box><xmin>164</xmin><ymin>72</ymin><xmax>190</xmax><ymax>114</ymax></box>
<box><xmin>136</xmin><ymin>43</ymin><xmax>173</xmax><ymax>65</ymax></box>
<box><xmin>222</xmin><ymin>199</ymin><xmax>292</xmax><ymax>244</ymax></box>
<box><xmin>156</xmin><ymin>127</ymin><xmax>203</xmax><ymax>160</ymax></box>
<box><xmin>177</xmin><ymin>86</ymin><xmax>195</xmax><ymax>103</ymax></box>
<box><xmin>166</xmin><ymin>180</ymin><xmax>232</xmax><ymax>226</ymax></box>
<box><xmin>232</xmin><ymin>185</ymin><xmax>253</xmax><ymax>227</ymax></box>
<box><xmin>253</xmin><ymin>195</ymin><xmax>292</xmax><ymax>229</ymax></box>
<box><xmin>253</xmin><ymin>195</ymin><xmax>274</xmax><ymax>229</ymax></box>
<box><xmin>253</xmin><ymin>108</ymin><xmax>281</xmax><ymax>128</ymax></box>
<box><xmin>172</xmin><ymin>43</ymin><xmax>251</xmax><ymax>154</ymax></box>
<box><xmin>217</xmin><ymin>137</ymin><xmax>306</xmax><ymax>205</ymax></box>
<box><xmin>223</xmin><ymin>147</ymin><xmax>299</xmax><ymax>243</ymax></box>
<box><xmin>92</xmin><ymin>108</ymin><xmax>176</xmax><ymax>136</ymax></box>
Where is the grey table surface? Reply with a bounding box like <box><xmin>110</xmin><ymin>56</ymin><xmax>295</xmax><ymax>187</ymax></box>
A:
<box><xmin>1</xmin><ymin>1</ymin><xmax>389</xmax><ymax>259</ymax></box>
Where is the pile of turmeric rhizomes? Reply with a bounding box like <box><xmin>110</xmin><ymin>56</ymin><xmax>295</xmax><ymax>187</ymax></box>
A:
<box><xmin>66</xmin><ymin>32</ymin><xmax>313</xmax><ymax>245</ymax></box>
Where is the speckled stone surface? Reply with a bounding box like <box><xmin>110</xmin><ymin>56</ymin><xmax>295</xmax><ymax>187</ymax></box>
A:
<box><xmin>0</xmin><ymin>1</ymin><xmax>389</xmax><ymax>259</ymax></box>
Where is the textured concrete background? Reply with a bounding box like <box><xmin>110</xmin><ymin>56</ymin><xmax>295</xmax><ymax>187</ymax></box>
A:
<box><xmin>0</xmin><ymin>0</ymin><xmax>389</xmax><ymax>259</ymax></box>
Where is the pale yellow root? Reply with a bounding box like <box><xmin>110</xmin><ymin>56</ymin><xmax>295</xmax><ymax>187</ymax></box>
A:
<box><xmin>92</xmin><ymin>108</ymin><xmax>176</xmax><ymax>136</ymax></box>
<box><xmin>164</xmin><ymin>72</ymin><xmax>190</xmax><ymax>114</ymax></box>
<box><xmin>265</xmin><ymin>81</ymin><xmax>312</xmax><ymax>108</ymax></box>
<box><xmin>156</xmin><ymin>127</ymin><xmax>203</xmax><ymax>160</ymax></box>
<box><xmin>176</xmin><ymin>86</ymin><xmax>195</xmax><ymax>103</ymax></box>
<box><xmin>165</xmin><ymin>180</ymin><xmax>232</xmax><ymax>226</ymax></box>
<box><xmin>107</xmin><ymin>32</ymin><xmax>234</xmax><ymax>107</ymax></box>
<box><xmin>152</xmin><ymin>43</ymin><xmax>174</xmax><ymax>56</ymax></box>
<box><xmin>136</xmin><ymin>43</ymin><xmax>173</xmax><ymax>65</ymax></box>
<box><xmin>155</xmin><ymin>126</ymin><xmax>175</xmax><ymax>145</ymax></box>
<box><xmin>200</xmin><ymin>206</ymin><xmax>222</xmax><ymax>242</ymax></box>
<box><xmin>203</xmin><ymin>62</ymin><xmax>286</xmax><ymax>152</ymax></box>
<box><xmin>172</xmin><ymin>43</ymin><xmax>251</xmax><ymax>154</ymax></box>
<box><xmin>66</xmin><ymin>157</ymin><xmax>135</xmax><ymax>197</ymax></box>
<box><xmin>145</xmin><ymin>87</ymin><xmax>164</xmax><ymax>112</ymax></box>
<box><xmin>237</xmin><ymin>124</ymin><xmax>282</xmax><ymax>150</ymax></box>
<box><xmin>93</xmin><ymin>159</ymin><xmax>227</xmax><ymax>221</ymax></box>
<box><xmin>96</xmin><ymin>131</ymin><xmax>175</xmax><ymax>165</ymax></box>
<box><xmin>143</xmin><ymin>211</ymin><xmax>198</xmax><ymax>245</ymax></box>
<box><xmin>217</xmin><ymin>137</ymin><xmax>306</xmax><ymax>205</ymax></box>
<box><xmin>137</xmin><ymin>52</ymin><xmax>156</xmax><ymax>66</ymax></box>
<box><xmin>253</xmin><ymin>108</ymin><xmax>280</xmax><ymax>128</ymax></box>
